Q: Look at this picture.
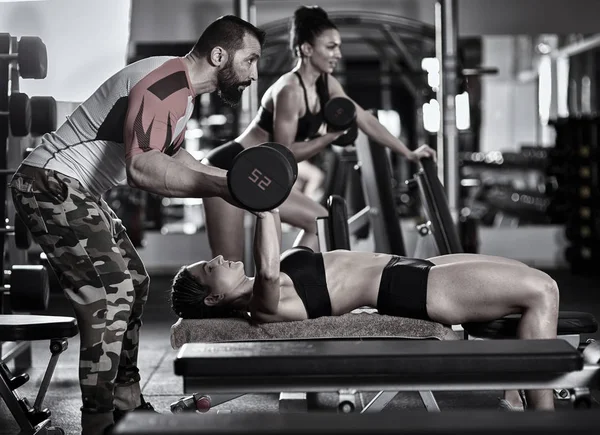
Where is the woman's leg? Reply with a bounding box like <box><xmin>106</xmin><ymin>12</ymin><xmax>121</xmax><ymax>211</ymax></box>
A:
<box><xmin>428</xmin><ymin>254</ymin><xmax>532</xmax><ymax>408</ymax></box>
<box><xmin>296</xmin><ymin>161</ymin><xmax>325</xmax><ymax>200</ymax></box>
<box><xmin>427</xmin><ymin>253</ymin><xmax>529</xmax><ymax>268</ymax></box>
<box><xmin>426</xmin><ymin>261</ymin><xmax>559</xmax><ymax>410</ymax></box>
<box><xmin>279</xmin><ymin>188</ymin><xmax>328</xmax><ymax>251</ymax></box>
<box><xmin>203</xmin><ymin>196</ymin><xmax>246</xmax><ymax>261</ymax></box>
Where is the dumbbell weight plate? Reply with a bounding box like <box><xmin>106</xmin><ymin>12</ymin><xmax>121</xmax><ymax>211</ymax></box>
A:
<box><xmin>30</xmin><ymin>96</ymin><xmax>57</xmax><ymax>135</ymax></box>
<box><xmin>261</xmin><ymin>142</ymin><xmax>298</xmax><ymax>181</ymax></box>
<box><xmin>228</xmin><ymin>146</ymin><xmax>295</xmax><ymax>212</ymax></box>
<box><xmin>324</xmin><ymin>97</ymin><xmax>357</xmax><ymax>130</ymax></box>
<box><xmin>9</xmin><ymin>264</ymin><xmax>50</xmax><ymax>312</ymax></box>
<box><xmin>332</xmin><ymin>122</ymin><xmax>358</xmax><ymax>146</ymax></box>
<box><xmin>9</xmin><ymin>92</ymin><xmax>31</xmax><ymax>137</ymax></box>
<box><xmin>17</xmin><ymin>36</ymin><xmax>48</xmax><ymax>79</ymax></box>
<box><xmin>14</xmin><ymin>213</ymin><xmax>32</xmax><ymax>250</ymax></box>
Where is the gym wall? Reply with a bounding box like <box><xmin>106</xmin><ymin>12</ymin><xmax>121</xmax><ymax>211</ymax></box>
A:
<box><xmin>129</xmin><ymin>0</ymin><xmax>600</xmax><ymax>45</ymax></box>
<box><xmin>0</xmin><ymin>0</ymin><xmax>131</xmax><ymax>104</ymax></box>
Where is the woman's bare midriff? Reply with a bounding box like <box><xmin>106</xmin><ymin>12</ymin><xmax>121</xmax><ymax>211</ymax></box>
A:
<box><xmin>276</xmin><ymin>250</ymin><xmax>396</xmax><ymax>318</ymax></box>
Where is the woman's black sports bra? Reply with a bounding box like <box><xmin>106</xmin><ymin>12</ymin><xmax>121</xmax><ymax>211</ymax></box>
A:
<box><xmin>279</xmin><ymin>247</ymin><xmax>332</xmax><ymax>318</ymax></box>
<box><xmin>256</xmin><ymin>72</ymin><xmax>330</xmax><ymax>142</ymax></box>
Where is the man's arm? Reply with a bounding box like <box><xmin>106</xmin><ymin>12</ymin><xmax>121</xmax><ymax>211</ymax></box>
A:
<box><xmin>123</xmin><ymin>82</ymin><xmax>230</xmax><ymax>198</ymax></box>
<box><xmin>273</xmin><ymin>85</ymin><xmax>344</xmax><ymax>162</ymax></box>
<box><xmin>127</xmin><ymin>150</ymin><xmax>229</xmax><ymax>198</ymax></box>
<box><xmin>172</xmin><ymin>147</ymin><xmax>226</xmax><ymax>176</ymax></box>
<box><xmin>251</xmin><ymin>210</ymin><xmax>282</xmax><ymax>315</ymax></box>
<box><xmin>171</xmin><ymin>147</ymin><xmax>243</xmax><ymax>207</ymax></box>
<box><xmin>328</xmin><ymin>75</ymin><xmax>436</xmax><ymax>161</ymax></box>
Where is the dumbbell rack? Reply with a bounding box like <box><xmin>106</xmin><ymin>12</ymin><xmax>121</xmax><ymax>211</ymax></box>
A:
<box><xmin>0</xmin><ymin>32</ymin><xmax>53</xmax><ymax>365</ymax></box>
<box><xmin>1</xmin><ymin>33</ymin><xmax>13</xmax><ymax>312</ymax></box>
<box><xmin>551</xmin><ymin>115</ymin><xmax>600</xmax><ymax>275</ymax></box>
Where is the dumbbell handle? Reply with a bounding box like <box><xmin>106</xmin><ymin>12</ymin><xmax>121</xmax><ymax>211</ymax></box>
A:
<box><xmin>0</xmin><ymin>168</ymin><xmax>16</xmax><ymax>175</ymax></box>
<box><xmin>0</xmin><ymin>54</ymin><xmax>19</xmax><ymax>61</ymax></box>
<box><xmin>3</xmin><ymin>269</ymin><xmax>12</xmax><ymax>284</ymax></box>
<box><xmin>0</xmin><ymin>226</ymin><xmax>15</xmax><ymax>234</ymax></box>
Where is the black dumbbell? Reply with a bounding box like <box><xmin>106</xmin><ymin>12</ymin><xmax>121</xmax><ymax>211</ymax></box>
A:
<box><xmin>2</xmin><ymin>265</ymin><xmax>50</xmax><ymax>312</ymax></box>
<box><xmin>0</xmin><ymin>35</ymin><xmax>48</xmax><ymax>79</ymax></box>
<box><xmin>0</xmin><ymin>92</ymin><xmax>31</xmax><ymax>137</ymax></box>
<box><xmin>0</xmin><ymin>213</ymin><xmax>32</xmax><ymax>250</ymax></box>
<box><xmin>324</xmin><ymin>97</ymin><xmax>358</xmax><ymax>146</ymax></box>
<box><xmin>30</xmin><ymin>96</ymin><xmax>57</xmax><ymax>135</ymax></box>
<box><xmin>227</xmin><ymin>142</ymin><xmax>298</xmax><ymax>212</ymax></box>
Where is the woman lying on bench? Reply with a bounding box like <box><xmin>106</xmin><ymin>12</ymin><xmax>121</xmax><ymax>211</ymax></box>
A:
<box><xmin>170</xmin><ymin>209</ymin><xmax>559</xmax><ymax>411</ymax></box>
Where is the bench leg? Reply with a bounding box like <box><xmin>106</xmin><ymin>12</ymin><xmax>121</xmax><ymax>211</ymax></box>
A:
<box><xmin>419</xmin><ymin>391</ymin><xmax>441</xmax><ymax>412</ymax></box>
<box><xmin>33</xmin><ymin>339</ymin><xmax>67</xmax><ymax>411</ymax></box>
<box><xmin>279</xmin><ymin>392</ymin><xmax>308</xmax><ymax>412</ymax></box>
<box><xmin>0</xmin><ymin>362</ymin><xmax>36</xmax><ymax>431</ymax></box>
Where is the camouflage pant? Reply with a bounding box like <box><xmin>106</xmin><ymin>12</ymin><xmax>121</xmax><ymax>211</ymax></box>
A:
<box><xmin>10</xmin><ymin>165</ymin><xmax>150</xmax><ymax>413</ymax></box>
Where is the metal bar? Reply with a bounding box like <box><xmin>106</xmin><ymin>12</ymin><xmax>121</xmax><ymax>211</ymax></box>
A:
<box><xmin>354</xmin><ymin>130</ymin><xmax>391</xmax><ymax>253</ymax></box>
<box><xmin>554</xmin><ymin>34</ymin><xmax>600</xmax><ymax>58</ymax></box>
<box><xmin>347</xmin><ymin>206</ymin><xmax>370</xmax><ymax>235</ymax></box>
<box><xmin>363</xmin><ymin>37</ymin><xmax>420</xmax><ymax>99</ymax></box>
<box><xmin>0</xmin><ymin>366</ymin><xmax>34</xmax><ymax>429</ymax></box>
<box><xmin>419</xmin><ymin>390</ymin><xmax>441</xmax><ymax>412</ymax></box>
<box><xmin>0</xmin><ymin>33</ymin><xmax>11</xmax><ymax>287</ymax></box>
<box><xmin>33</xmin><ymin>350</ymin><xmax>60</xmax><ymax>410</ymax></box>
<box><xmin>0</xmin><ymin>341</ymin><xmax>30</xmax><ymax>364</ymax></box>
<box><xmin>205</xmin><ymin>393</ymin><xmax>244</xmax><ymax>408</ymax></box>
<box><xmin>380</xmin><ymin>24</ymin><xmax>420</xmax><ymax>72</ymax></box>
<box><xmin>316</xmin><ymin>216</ymin><xmax>331</xmax><ymax>252</ymax></box>
<box><xmin>181</xmin><ymin>364</ymin><xmax>600</xmax><ymax>394</ymax></box>
<box><xmin>435</xmin><ymin>0</ymin><xmax>460</xmax><ymax>226</ymax></box>
<box><xmin>360</xmin><ymin>391</ymin><xmax>398</xmax><ymax>413</ymax></box>
<box><xmin>234</xmin><ymin>0</ymin><xmax>258</xmax><ymax>134</ymax></box>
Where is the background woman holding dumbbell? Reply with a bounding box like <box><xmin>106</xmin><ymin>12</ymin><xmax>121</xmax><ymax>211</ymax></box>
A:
<box><xmin>203</xmin><ymin>5</ymin><xmax>436</xmax><ymax>260</ymax></box>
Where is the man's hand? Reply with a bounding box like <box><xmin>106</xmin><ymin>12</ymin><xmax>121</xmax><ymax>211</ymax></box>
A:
<box><xmin>407</xmin><ymin>144</ymin><xmax>437</xmax><ymax>162</ymax></box>
<box><xmin>252</xmin><ymin>208</ymin><xmax>280</xmax><ymax>219</ymax></box>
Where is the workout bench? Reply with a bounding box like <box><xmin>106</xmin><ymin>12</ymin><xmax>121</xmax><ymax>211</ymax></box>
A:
<box><xmin>330</xmin><ymin>126</ymin><xmax>597</xmax><ymax>345</ymax></box>
<box><xmin>0</xmin><ymin>314</ymin><xmax>78</xmax><ymax>435</ymax></box>
<box><xmin>115</xmin><ymin>408</ymin><xmax>600</xmax><ymax>435</ymax></box>
<box><xmin>411</xmin><ymin>156</ymin><xmax>598</xmax><ymax>345</ymax></box>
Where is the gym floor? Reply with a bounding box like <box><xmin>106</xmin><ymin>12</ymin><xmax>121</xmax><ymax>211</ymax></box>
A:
<box><xmin>1</xmin><ymin>268</ymin><xmax>600</xmax><ymax>435</ymax></box>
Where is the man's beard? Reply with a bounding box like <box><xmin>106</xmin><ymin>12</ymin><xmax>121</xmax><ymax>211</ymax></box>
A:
<box><xmin>217</xmin><ymin>61</ymin><xmax>251</xmax><ymax>107</ymax></box>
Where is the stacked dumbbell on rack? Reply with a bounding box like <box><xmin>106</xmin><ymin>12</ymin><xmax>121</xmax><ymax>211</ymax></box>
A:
<box><xmin>0</xmin><ymin>34</ymin><xmax>57</xmax><ymax>324</ymax></box>
<box><xmin>548</xmin><ymin>115</ymin><xmax>600</xmax><ymax>275</ymax></box>
<box><xmin>0</xmin><ymin>31</ymin><xmax>65</xmax><ymax>432</ymax></box>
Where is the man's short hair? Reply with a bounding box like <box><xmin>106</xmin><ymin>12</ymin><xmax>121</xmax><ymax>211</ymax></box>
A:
<box><xmin>191</xmin><ymin>15</ymin><xmax>266</xmax><ymax>58</ymax></box>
